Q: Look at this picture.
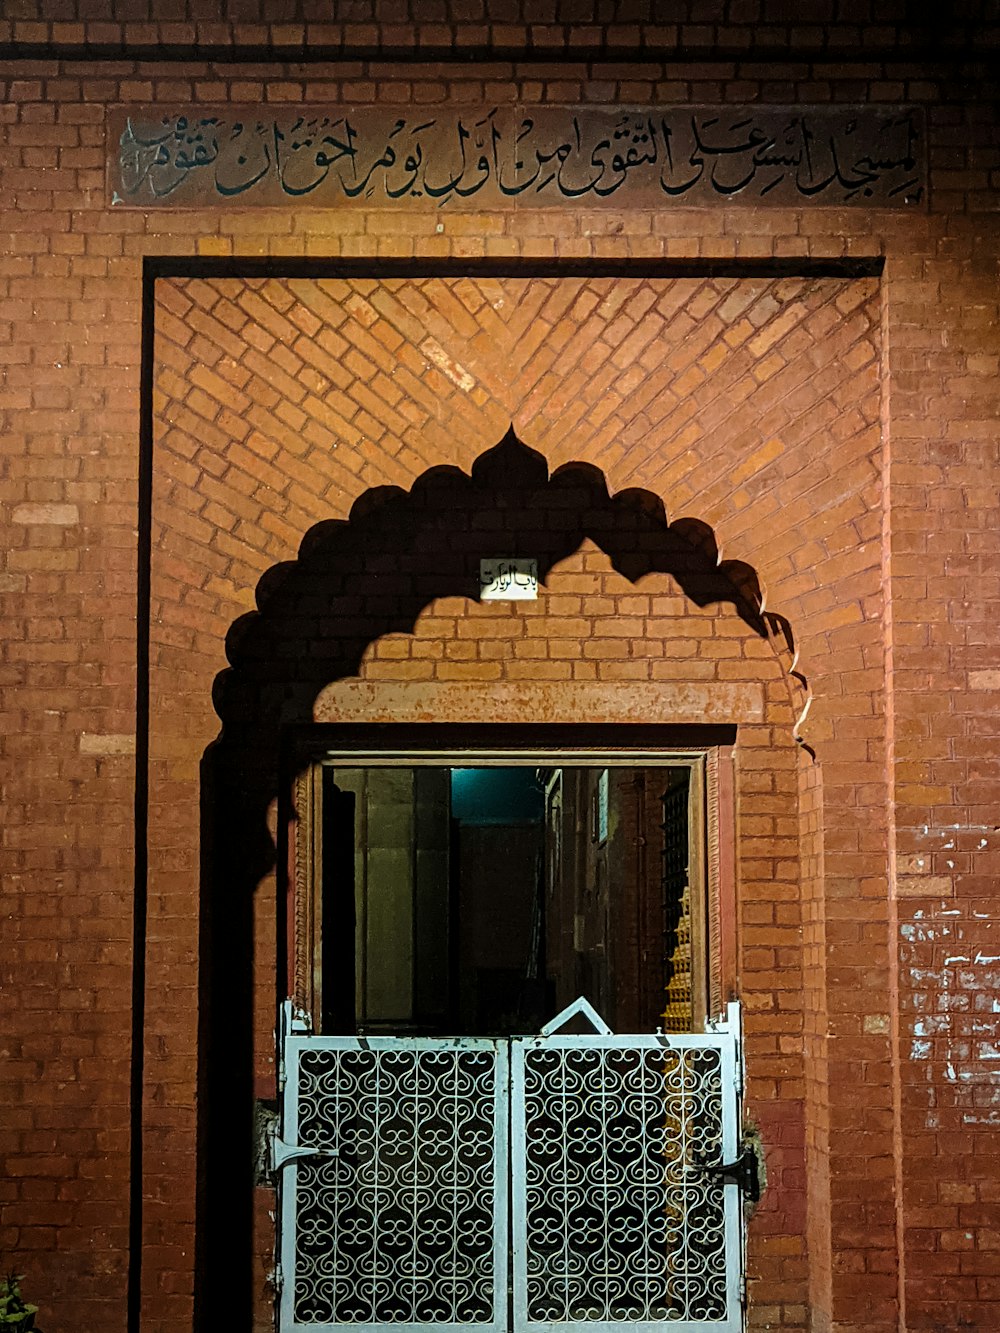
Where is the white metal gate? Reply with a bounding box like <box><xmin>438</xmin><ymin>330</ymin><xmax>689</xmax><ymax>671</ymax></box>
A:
<box><xmin>275</xmin><ymin>1004</ymin><xmax>745</xmax><ymax>1333</ymax></box>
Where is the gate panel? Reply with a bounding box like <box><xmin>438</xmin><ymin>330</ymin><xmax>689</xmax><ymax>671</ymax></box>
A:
<box><xmin>510</xmin><ymin>1030</ymin><xmax>741</xmax><ymax>1332</ymax></box>
<box><xmin>280</xmin><ymin>1036</ymin><xmax>509</xmax><ymax>1333</ymax></box>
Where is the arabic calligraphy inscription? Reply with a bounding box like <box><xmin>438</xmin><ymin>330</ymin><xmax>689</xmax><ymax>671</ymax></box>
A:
<box><xmin>110</xmin><ymin>105</ymin><xmax>925</xmax><ymax>209</ymax></box>
<box><xmin>480</xmin><ymin>559</ymin><xmax>538</xmax><ymax>601</ymax></box>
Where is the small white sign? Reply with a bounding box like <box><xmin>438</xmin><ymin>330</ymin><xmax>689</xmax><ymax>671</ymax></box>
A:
<box><xmin>480</xmin><ymin>558</ymin><xmax>538</xmax><ymax>601</ymax></box>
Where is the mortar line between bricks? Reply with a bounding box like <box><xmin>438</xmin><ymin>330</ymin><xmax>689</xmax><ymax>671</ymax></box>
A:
<box><xmin>0</xmin><ymin>41</ymin><xmax>993</xmax><ymax>66</ymax></box>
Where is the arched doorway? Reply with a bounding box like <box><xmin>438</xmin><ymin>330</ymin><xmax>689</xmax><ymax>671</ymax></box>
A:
<box><xmin>199</xmin><ymin>432</ymin><xmax>799</xmax><ymax>1331</ymax></box>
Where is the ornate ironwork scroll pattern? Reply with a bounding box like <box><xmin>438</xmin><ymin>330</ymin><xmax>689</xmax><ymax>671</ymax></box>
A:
<box><xmin>519</xmin><ymin>1044</ymin><xmax>727</xmax><ymax>1323</ymax></box>
<box><xmin>292</xmin><ymin>1045</ymin><xmax>500</xmax><ymax>1325</ymax></box>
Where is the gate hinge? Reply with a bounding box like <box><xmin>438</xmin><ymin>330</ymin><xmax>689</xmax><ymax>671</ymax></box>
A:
<box><xmin>270</xmin><ymin>1263</ymin><xmax>283</xmax><ymax>1295</ymax></box>
<box><xmin>691</xmin><ymin>1145</ymin><xmax>761</xmax><ymax>1203</ymax></box>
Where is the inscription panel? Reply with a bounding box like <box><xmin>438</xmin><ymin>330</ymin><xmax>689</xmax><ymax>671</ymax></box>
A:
<box><xmin>110</xmin><ymin>104</ymin><xmax>924</xmax><ymax>210</ymax></box>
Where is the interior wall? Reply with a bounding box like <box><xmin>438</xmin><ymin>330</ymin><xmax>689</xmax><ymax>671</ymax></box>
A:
<box><xmin>455</xmin><ymin>820</ymin><xmax>542</xmax><ymax>1033</ymax></box>
<box><xmin>323</xmin><ymin>766</ymin><xmax>451</xmax><ymax>1032</ymax></box>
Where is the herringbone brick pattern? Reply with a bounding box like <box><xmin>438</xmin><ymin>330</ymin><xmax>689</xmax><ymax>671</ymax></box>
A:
<box><xmin>154</xmin><ymin>273</ymin><xmax>880</xmax><ymax>744</ymax></box>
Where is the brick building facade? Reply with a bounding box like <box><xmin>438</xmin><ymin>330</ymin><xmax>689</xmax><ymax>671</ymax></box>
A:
<box><xmin>1</xmin><ymin>5</ymin><xmax>999</xmax><ymax>1332</ymax></box>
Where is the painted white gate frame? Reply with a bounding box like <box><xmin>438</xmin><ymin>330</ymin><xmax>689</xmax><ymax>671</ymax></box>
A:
<box><xmin>274</xmin><ymin>1001</ymin><xmax>745</xmax><ymax>1333</ymax></box>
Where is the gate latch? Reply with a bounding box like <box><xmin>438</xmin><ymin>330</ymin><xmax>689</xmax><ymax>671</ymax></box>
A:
<box><xmin>692</xmin><ymin>1145</ymin><xmax>761</xmax><ymax>1202</ymax></box>
<box><xmin>270</xmin><ymin>1131</ymin><xmax>339</xmax><ymax>1176</ymax></box>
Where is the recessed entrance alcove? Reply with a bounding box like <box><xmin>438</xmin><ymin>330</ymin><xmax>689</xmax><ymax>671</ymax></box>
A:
<box><xmin>145</xmin><ymin>271</ymin><xmax>885</xmax><ymax>1331</ymax></box>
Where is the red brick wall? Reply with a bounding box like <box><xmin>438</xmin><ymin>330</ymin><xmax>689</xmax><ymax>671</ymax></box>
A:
<box><xmin>1</xmin><ymin>1</ymin><xmax>997</xmax><ymax>63</ymax></box>
<box><xmin>1</xmin><ymin>22</ymin><xmax>999</xmax><ymax>1333</ymax></box>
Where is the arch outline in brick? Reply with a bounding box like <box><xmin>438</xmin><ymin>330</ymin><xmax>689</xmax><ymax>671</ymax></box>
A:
<box><xmin>213</xmin><ymin>426</ymin><xmax>811</xmax><ymax>754</ymax></box>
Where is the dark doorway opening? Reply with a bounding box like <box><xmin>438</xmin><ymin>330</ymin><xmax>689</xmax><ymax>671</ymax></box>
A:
<box><xmin>304</xmin><ymin>758</ymin><xmax>705</xmax><ymax>1041</ymax></box>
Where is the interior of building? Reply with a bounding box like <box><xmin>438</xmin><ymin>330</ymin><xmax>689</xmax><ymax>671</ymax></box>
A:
<box><xmin>310</xmin><ymin>763</ymin><xmax>698</xmax><ymax>1039</ymax></box>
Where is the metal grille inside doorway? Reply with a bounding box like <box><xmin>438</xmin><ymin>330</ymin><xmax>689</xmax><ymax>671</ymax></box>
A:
<box><xmin>288</xmin><ymin>1040</ymin><xmax>507</xmax><ymax>1329</ymax></box>
<box><xmin>276</xmin><ymin>1011</ymin><xmax>743</xmax><ymax>1333</ymax></box>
